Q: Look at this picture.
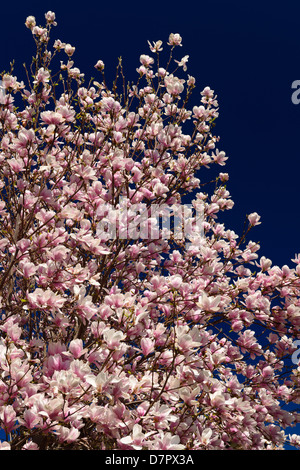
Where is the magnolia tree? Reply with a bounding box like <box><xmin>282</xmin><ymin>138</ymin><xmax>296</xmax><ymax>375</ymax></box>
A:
<box><xmin>0</xmin><ymin>11</ymin><xmax>299</xmax><ymax>450</ymax></box>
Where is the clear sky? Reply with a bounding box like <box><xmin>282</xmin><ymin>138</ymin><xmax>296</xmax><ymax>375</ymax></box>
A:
<box><xmin>0</xmin><ymin>0</ymin><xmax>300</xmax><ymax>448</ymax></box>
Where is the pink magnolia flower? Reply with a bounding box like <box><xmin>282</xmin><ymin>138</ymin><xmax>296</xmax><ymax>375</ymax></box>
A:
<box><xmin>199</xmin><ymin>428</ymin><xmax>213</xmax><ymax>447</ymax></box>
<box><xmin>56</xmin><ymin>105</ymin><xmax>75</xmax><ymax>122</ymax></box>
<box><xmin>248</xmin><ymin>212</ymin><xmax>261</xmax><ymax>226</ymax></box>
<box><xmin>20</xmin><ymin>409</ymin><xmax>41</xmax><ymax>429</ymax></box>
<box><xmin>149</xmin><ymin>432</ymin><xmax>185</xmax><ymax>450</ymax></box>
<box><xmin>179</xmin><ymin>385</ymin><xmax>200</xmax><ymax>406</ymax></box>
<box><xmin>22</xmin><ymin>441</ymin><xmax>39</xmax><ymax>450</ymax></box>
<box><xmin>140</xmin><ymin>55</ymin><xmax>154</xmax><ymax>67</ymax></box>
<box><xmin>103</xmin><ymin>328</ymin><xmax>126</xmax><ymax>349</ymax></box>
<box><xmin>167</xmin><ymin>33</ymin><xmax>183</xmax><ymax>47</ymax></box>
<box><xmin>168</xmin><ymin>275</ymin><xmax>183</xmax><ymax>289</ymax></box>
<box><xmin>257</xmin><ymin>255</ymin><xmax>272</xmax><ymax>271</ymax></box>
<box><xmin>157</xmin><ymin>67</ymin><xmax>167</xmax><ymax>77</ymax></box>
<box><xmin>54</xmin><ymin>425</ymin><xmax>80</xmax><ymax>443</ymax></box>
<box><xmin>26</xmin><ymin>288</ymin><xmax>66</xmax><ymax>309</ymax></box>
<box><xmin>54</xmin><ymin>39</ymin><xmax>66</xmax><ymax>51</ymax></box>
<box><xmin>0</xmin><ymin>405</ymin><xmax>17</xmax><ymax>433</ymax></box>
<box><xmin>19</xmin><ymin>261</ymin><xmax>37</xmax><ymax>278</ymax></box>
<box><xmin>119</xmin><ymin>424</ymin><xmax>150</xmax><ymax>450</ymax></box>
<box><xmin>64</xmin><ymin>44</ymin><xmax>75</xmax><ymax>56</ymax></box>
<box><xmin>34</xmin><ymin>67</ymin><xmax>50</xmax><ymax>85</ymax></box>
<box><xmin>86</xmin><ymin>371</ymin><xmax>114</xmax><ymax>394</ymax></box>
<box><xmin>15</xmin><ymin>128</ymin><xmax>35</xmax><ymax>148</ymax></box>
<box><xmin>197</xmin><ymin>292</ymin><xmax>221</xmax><ymax>312</ymax></box>
<box><xmin>40</xmin><ymin>110</ymin><xmax>64</xmax><ymax>125</ymax></box>
<box><xmin>164</xmin><ymin>74</ymin><xmax>185</xmax><ymax>96</ymax></box>
<box><xmin>289</xmin><ymin>434</ymin><xmax>300</xmax><ymax>448</ymax></box>
<box><xmin>0</xmin><ymin>442</ymin><xmax>11</xmax><ymax>450</ymax></box>
<box><xmin>148</xmin><ymin>40</ymin><xmax>163</xmax><ymax>53</ymax></box>
<box><xmin>32</xmin><ymin>26</ymin><xmax>48</xmax><ymax>40</ymax></box>
<box><xmin>49</xmin><ymin>370</ymin><xmax>81</xmax><ymax>395</ymax></box>
<box><xmin>140</xmin><ymin>337</ymin><xmax>155</xmax><ymax>356</ymax></box>
<box><xmin>209</xmin><ymin>390</ymin><xmax>231</xmax><ymax>409</ymax></box>
<box><xmin>95</xmin><ymin>60</ymin><xmax>105</xmax><ymax>71</ymax></box>
<box><xmin>25</xmin><ymin>16</ymin><xmax>36</xmax><ymax>29</ymax></box>
<box><xmin>175</xmin><ymin>55</ymin><xmax>189</xmax><ymax>71</ymax></box>
<box><xmin>45</xmin><ymin>11</ymin><xmax>57</xmax><ymax>25</ymax></box>
<box><xmin>237</xmin><ymin>330</ymin><xmax>263</xmax><ymax>359</ymax></box>
<box><xmin>7</xmin><ymin>158</ymin><xmax>24</xmax><ymax>173</ymax></box>
<box><xmin>201</xmin><ymin>86</ymin><xmax>215</xmax><ymax>99</ymax></box>
<box><xmin>69</xmin><ymin>339</ymin><xmax>85</xmax><ymax>358</ymax></box>
<box><xmin>153</xmin><ymin>181</ymin><xmax>169</xmax><ymax>197</ymax></box>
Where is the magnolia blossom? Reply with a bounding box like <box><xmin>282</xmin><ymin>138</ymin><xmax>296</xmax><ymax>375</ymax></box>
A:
<box><xmin>45</xmin><ymin>11</ymin><xmax>57</xmax><ymax>25</ymax></box>
<box><xmin>86</xmin><ymin>371</ymin><xmax>115</xmax><ymax>394</ymax></box>
<box><xmin>25</xmin><ymin>16</ymin><xmax>36</xmax><ymax>29</ymax></box>
<box><xmin>175</xmin><ymin>55</ymin><xmax>189</xmax><ymax>71</ymax></box>
<box><xmin>34</xmin><ymin>67</ymin><xmax>50</xmax><ymax>85</ymax></box>
<box><xmin>0</xmin><ymin>406</ymin><xmax>17</xmax><ymax>433</ymax></box>
<box><xmin>175</xmin><ymin>325</ymin><xmax>202</xmax><ymax>353</ymax></box>
<box><xmin>168</xmin><ymin>33</ymin><xmax>183</xmax><ymax>47</ymax></box>
<box><xmin>54</xmin><ymin>425</ymin><xmax>80</xmax><ymax>443</ymax></box>
<box><xmin>26</xmin><ymin>288</ymin><xmax>66</xmax><ymax>309</ymax></box>
<box><xmin>19</xmin><ymin>409</ymin><xmax>41</xmax><ymax>429</ymax></box>
<box><xmin>41</xmin><ymin>110</ymin><xmax>64</xmax><ymax>125</ymax></box>
<box><xmin>103</xmin><ymin>328</ymin><xmax>126</xmax><ymax>349</ymax></box>
<box><xmin>0</xmin><ymin>442</ymin><xmax>11</xmax><ymax>450</ymax></box>
<box><xmin>140</xmin><ymin>337</ymin><xmax>155</xmax><ymax>356</ymax></box>
<box><xmin>119</xmin><ymin>424</ymin><xmax>150</xmax><ymax>450</ymax></box>
<box><xmin>148</xmin><ymin>40</ymin><xmax>163</xmax><ymax>53</ymax></box>
<box><xmin>248</xmin><ymin>212</ymin><xmax>261</xmax><ymax>226</ymax></box>
<box><xmin>69</xmin><ymin>339</ymin><xmax>85</xmax><ymax>358</ymax></box>
<box><xmin>199</xmin><ymin>428</ymin><xmax>213</xmax><ymax>447</ymax></box>
<box><xmin>140</xmin><ymin>54</ymin><xmax>154</xmax><ymax>67</ymax></box>
<box><xmin>149</xmin><ymin>432</ymin><xmax>185</xmax><ymax>450</ymax></box>
<box><xmin>95</xmin><ymin>60</ymin><xmax>105</xmax><ymax>71</ymax></box>
<box><xmin>64</xmin><ymin>44</ymin><xmax>75</xmax><ymax>56</ymax></box>
<box><xmin>197</xmin><ymin>292</ymin><xmax>221</xmax><ymax>312</ymax></box>
<box><xmin>164</xmin><ymin>74</ymin><xmax>185</xmax><ymax>96</ymax></box>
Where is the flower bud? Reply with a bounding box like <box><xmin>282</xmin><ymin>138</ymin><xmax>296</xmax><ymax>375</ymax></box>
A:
<box><xmin>248</xmin><ymin>212</ymin><xmax>261</xmax><ymax>226</ymax></box>
<box><xmin>25</xmin><ymin>16</ymin><xmax>36</xmax><ymax>29</ymax></box>
<box><xmin>95</xmin><ymin>60</ymin><xmax>105</xmax><ymax>71</ymax></box>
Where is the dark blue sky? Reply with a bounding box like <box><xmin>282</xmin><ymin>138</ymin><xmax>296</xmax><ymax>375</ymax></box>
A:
<box><xmin>1</xmin><ymin>0</ymin><xmax>300</xmax><ymax>269</ymax></box>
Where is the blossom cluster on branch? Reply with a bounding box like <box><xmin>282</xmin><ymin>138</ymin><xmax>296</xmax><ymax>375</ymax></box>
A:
<box><xmin>0</xmin><ymin>11</ymin><xmax>299</xmax><ymax>450</ymax></box>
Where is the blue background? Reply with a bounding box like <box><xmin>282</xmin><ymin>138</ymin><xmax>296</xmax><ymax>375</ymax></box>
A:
<box><xmin>0</xmin><ymin>0</ymin><xmax>300</xmax><ymax>448</ymax></box>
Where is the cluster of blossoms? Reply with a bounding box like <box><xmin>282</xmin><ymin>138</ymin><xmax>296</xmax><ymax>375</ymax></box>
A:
<box><xmin>0</xmin><ymin>12</ymin><xmax>299</xmax><ymax>450</ymax></box>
